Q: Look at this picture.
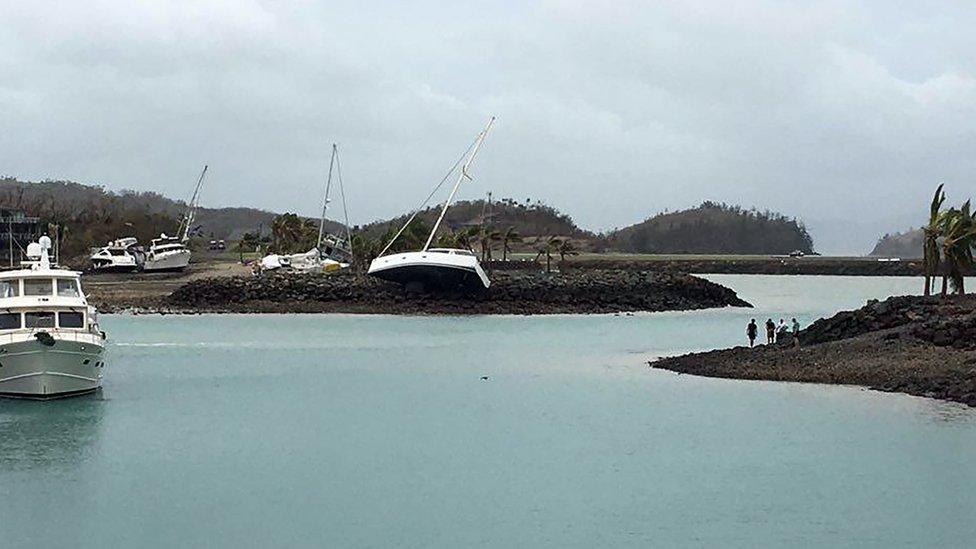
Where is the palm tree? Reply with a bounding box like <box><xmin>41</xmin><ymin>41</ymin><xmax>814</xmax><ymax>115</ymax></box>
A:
<box><xmin>500</xmin><ymin>227</ymin><xmax>522</xmax><ymax>261</ymax></box>
<box><xmin>923</xmin><ymin>184</ymin><xmax>946</xmax><ymax>296</ymax></box>
<box><xmin>556</xmin><ymin>238</ymin><xmax>578</xmax><ymax>262</ymax></box>
<box><xmin>479</xmin><ymin>226</ymin><xmax>501</xmax><ymax>262</ymax></box>
<box><xmin>534</xmin><ymin>236</ymin><xmax>561</xmax><ymax>272</ymax></box>
<box><xmin>939</xmin><ymin>202</ymin><xmax>975</xmax><ymax>295</ymax></box>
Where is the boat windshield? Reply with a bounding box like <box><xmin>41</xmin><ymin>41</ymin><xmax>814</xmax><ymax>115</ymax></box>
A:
<box><xmin>0</xmin><ymin>280</ymin><xmax>19</xmax><ymax>298</ymax></box>
<box><xmin>0</xmin><ymin>312</ymin><xmax>20</xmax><ymax>330</ymax></box>
<box><xmin>58</xmin><ymin>311</ymin><xmax>84</xmax><ymax>328</ymax></box>
<box><xmin>57</xmin><ymin>278</ymin><xmax>80</xmax><ymax>297</ymax></box>
<box><xmin>24</xmin><ymin>279</ymin><xmax>52</xmax><ymax>296</ymax></box>
<box><xmin>428</xmin><ymin>248</ymin><xmax>476</xmax><ymax>256</ymax></box>
<box><xmin>24</xmin><ymin>311</ymin><xmax>55</xmax><ymax>328</ymax></box>
<box><xmin>153</xmin><ymin>244</ymin><xmax>185</xmax><ymax>253</ymax></box>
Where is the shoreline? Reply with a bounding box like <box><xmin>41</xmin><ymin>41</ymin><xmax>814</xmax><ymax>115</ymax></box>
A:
<box><xmin>652</xmin><ymin>295</ymin><xmax>976</xmax><ymax>407</ymax></box>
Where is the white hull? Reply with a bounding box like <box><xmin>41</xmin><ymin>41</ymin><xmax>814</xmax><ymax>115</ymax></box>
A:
<box><xmin>91</xmin><ymin>256</ymin><xmax>140</xmax><ymax>272</ymax></box>
<box><xmin>0</xmin><ymin>333</ymin><xmax>105</xmax><ymax>399</ymax></box>
<box><xmin>368</xmin><ymin>249</ymin><xmax>490</xmax><ymax>291</ymax></box>
<box><xmin>144</xmin><ymin>249</ymin><xmax>191</xmax><ymax>272</ymax></box>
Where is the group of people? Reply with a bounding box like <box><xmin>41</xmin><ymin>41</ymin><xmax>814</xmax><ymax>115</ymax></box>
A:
<box><xmin>746</xmin><ymin>317</ymin><xmax>800</xmax><ymax>348</ymax></box>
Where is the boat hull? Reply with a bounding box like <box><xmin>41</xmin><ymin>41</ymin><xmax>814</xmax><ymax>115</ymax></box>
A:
<box><xmin>144</xmin><ymin>250</ymin><xmax>191</xmax><ymax>272</ymax></box>
<box><xmin>0</xmin><ymin>336</ymin><xmax>105</xmax><ymax>399</ymax></box>
<box><xmin>91</xmin><ymin>261</ymin><xmax>140</xmax><ymax>273</ymax></box>
<box><xmin>368</xmin><ymin>251</ymin><xmax>490</xmax><ymax>292</ymax></box>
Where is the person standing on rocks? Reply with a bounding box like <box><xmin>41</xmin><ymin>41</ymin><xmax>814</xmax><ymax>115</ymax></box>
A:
<box><xmin>791</xmin><ymin>317</ymin><xmax>801</xmax><ymax>347</ymax></box>
<box><xmin>765</xmin><ymin>319</ymin><xmax>776</xmax><ymax>344</ymax></box>
<box><xmin>777</xmin><ymin>319</ymin><xmax>789</xmax><ymax>343</ymax></box>
<box><xmin>747</xmin><ymin>319</ymin><xmax>758</xmax><ymax>347</ymax></box>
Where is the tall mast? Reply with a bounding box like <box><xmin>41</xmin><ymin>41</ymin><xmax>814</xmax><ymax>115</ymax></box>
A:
<box><xmin>423</xmin><ymin>116</ymin><xmax>495</xmax><ymax>251</ymax></box>
<box><xmin>318</xmin><ymin>144</ymin><xmax>337</xmax><ymax>249</ymax></box>
<box><xmin>180</xmin><ymin>165</ymin><xmax>208</xmax><ymax>243</ymax></box>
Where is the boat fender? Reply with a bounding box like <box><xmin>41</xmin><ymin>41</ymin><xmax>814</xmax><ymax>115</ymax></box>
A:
<box><xmin>35</xmin><ymin>331</ymin><xmax>56</xmax><ymax>347</ymax></box>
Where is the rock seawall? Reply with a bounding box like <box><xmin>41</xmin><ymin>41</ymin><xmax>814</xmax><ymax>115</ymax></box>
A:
<box><xmin>156</xmin><ymin>270</ymin><xmax>751</xmax><ymax>314</ymax></box>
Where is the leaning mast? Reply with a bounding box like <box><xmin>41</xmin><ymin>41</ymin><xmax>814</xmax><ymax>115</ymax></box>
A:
<box><xmin>422</xmin><ymin>116</ymin><xmax>495</xmax><ymax>251</ymax></box>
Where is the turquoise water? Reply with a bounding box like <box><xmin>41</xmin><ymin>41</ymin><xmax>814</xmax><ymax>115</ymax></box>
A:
<box><xmin>1</xmin><ymin>275</ymin><xmax>974</xmax><ymax>547</ymax></box>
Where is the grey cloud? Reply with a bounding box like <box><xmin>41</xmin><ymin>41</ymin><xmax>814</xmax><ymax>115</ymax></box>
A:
<box><xmin>2</xmin><ymin>1</ymin><xmax>974</xmax><ymax>253</ymax></box>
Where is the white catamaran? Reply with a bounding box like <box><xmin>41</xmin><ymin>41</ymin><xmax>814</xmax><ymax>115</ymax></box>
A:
<box><xmin>144</xmin><ymin>165</ymin><xmax>208</xmax><ymax>272</ymax></box>
<box><xmin>368</xmin><ymin>117</ymin><xmax>495</xmax><ymax>292</ymax></box>
<box><xmin>0</xmin><ymin>236</ymin><xmax>106</xmax><ymax>399</ymax></box>
<box><xmin>260</xmin><ymin>144</ymin><xmax>353</xmax><ymax>273</ymax></box>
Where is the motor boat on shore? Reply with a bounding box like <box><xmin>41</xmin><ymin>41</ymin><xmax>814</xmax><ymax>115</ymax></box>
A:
<box><xmin>260</xmin><ymin>144</ymin><xmax>354</xmax><ymax>274</ymax></box>
<box><xmin>0</xmin><ymin>236</ymin><xmax>106</xmax><ymax>399</ymax></box>
<box><xmin>90</xmin><ymin>237</ymin><xmax>144</xmax><ymax>272</ymax></box>
<box><xmin>143</xmin><ymin>233</ymin><xmax>191</xmax><ymax>272</ymax></box>
<box><xmin>367</xmin><ymin>117</ymin><xmax>495</xmax><ymax>292</ymax></box>
<box><xmin>144</xmin><ymin>165</ymin><xmax>208</xmax><ymax>272</ymax></box>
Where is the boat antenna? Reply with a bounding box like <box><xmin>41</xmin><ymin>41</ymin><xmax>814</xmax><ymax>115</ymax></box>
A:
<box><xmin>179</xmin><ymin>165</ymin><xmax>209</xmax><ymax>243</ymax></box>
<box><xmin>376</xmin><ymin>135</ymin><xmax>479</xmax><ymax>257</ymax></box>
<box><xmin>317</xmin><ymin>145</ymin><xmax>337</xmax><ymax>250</ymax></box>
<box><xmin>422</xmin><ymin>116</ymin><xmax>495</xmax><ymax>251</ymax></box>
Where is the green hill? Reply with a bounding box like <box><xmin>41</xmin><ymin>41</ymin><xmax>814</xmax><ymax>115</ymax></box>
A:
<box><xmin>606</xmin><ymin>202</ymin><xmax>814</xmax><ymax>255</ymax></box>
<box><xmin>869</xmin><ymin>228</ymin><xmax>923</xmax><ymax>258</ymax></box>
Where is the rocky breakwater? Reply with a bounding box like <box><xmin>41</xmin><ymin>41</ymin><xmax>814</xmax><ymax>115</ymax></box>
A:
<box><xmin>654</xmin><ymin>295</ymin><xmax>976</xmax><ymax>407</ymax></box>
<box><xmin>161</xmin><ymin>270</ymin><xmax>751</xmax><ymax>315</ymax></box>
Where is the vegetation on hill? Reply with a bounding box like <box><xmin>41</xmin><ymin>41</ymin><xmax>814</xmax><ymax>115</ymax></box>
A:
<box><xmin>869</xmin><ymin>228</ymin><xmax>923</xmax><ymax>258</ymax></box>
<box><xmin>0</xmin><ymin>178</ymin><xmax>180</xmax><ymax>261</ymax></box>
<box><xmin>0</xmin><ymin>177</ymin><xmax>344</xmax><ymax>261</ymax></box>
<box><xmin>605</xmin><ymin>202</ymin><xmax>814</xmax><ymax>255</ymax></box>
<box><xmin>358</xmin><ymin>198</ymin><xmax>586</xmax><ymax>241</ymax></box>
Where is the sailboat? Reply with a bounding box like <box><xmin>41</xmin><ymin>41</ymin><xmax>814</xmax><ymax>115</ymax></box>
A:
<box><xmin>367</xmin><ymin>117</ymin><xmax>495</xmax><ymax>292</ymax></box>
<box><xmin>260</xmin><ymin>144</ymin><xmax>353</xmax><ymax>273</ymax></box>
<box><xmin>144</xmin><ymin>165</ymin><xmax>208</xmax><ymax>272</ymax></box>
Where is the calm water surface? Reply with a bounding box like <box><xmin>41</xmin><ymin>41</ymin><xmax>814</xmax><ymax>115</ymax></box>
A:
<box><xmin>1</xmin><ymin>275</ymin><xmax>974</xmax><ymax>547</ymax></box>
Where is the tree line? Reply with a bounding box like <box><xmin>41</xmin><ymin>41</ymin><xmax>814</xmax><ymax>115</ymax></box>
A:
<box><xmin>605</xmin><ymin>201</ymin><xmax>814</xmax><ymax>255</ymax></box>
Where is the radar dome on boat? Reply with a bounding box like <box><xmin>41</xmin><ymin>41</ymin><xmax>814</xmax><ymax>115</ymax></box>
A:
<box><xmin>39</xmin><ymin>235</ymin><xmax>52</xmax><ymax>249</ymax></box>
<box><xmin>26</xmin><ymin>242</ymin><xmax>43</xmax><ymax>259</ymax></box>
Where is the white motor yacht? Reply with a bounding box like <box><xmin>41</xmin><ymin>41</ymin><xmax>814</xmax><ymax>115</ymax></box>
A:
<box><xmin>90</xmin><ymin>237</ymin><xmax>144</xmax><ymax>272</ymax></box>
<box><xmin>0</xmin><ymin>237</ymin><xmax>106</xmax><ymax>399</ymax></box>
<box><xmin>368</xmin><ymin>117</ymin><xmax>495</xmax><ymax>292</ymax></box>
<box><xmin>143</xmin><ymin>233</ymin><xmax>191</xmax><ymax>272</ymax></box>
<box><xmin>144</xmin><ymin>165</ymin><xmax>208</xmax><ymax>272</ymax></box>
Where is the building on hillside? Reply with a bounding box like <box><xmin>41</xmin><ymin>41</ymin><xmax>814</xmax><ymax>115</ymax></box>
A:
<box><xmin>0</xmin><ymin>209</ymin><xmax>41</xmax><ymax>266</ymax></box>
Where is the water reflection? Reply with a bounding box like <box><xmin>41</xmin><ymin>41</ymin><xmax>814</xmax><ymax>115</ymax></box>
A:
<box><xmin>0</xmin><ymin>392</ymin><xmax>105</xmax><ymax>471</ymax></box>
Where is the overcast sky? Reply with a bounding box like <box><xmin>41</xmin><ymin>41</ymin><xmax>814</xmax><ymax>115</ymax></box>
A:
<box><xmin>2</xmin><ymin>1</ymin><xmax>974</xmax><ymax>254</ymax></box>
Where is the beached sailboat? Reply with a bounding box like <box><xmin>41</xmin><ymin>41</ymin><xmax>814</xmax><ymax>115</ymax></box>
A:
<box><xmin>0</xmin><ymin>236</ymin><xmax>106</xmax><ymax>399</ymax></box>
<box><xmin>368</xmin><ymin>117</ymin><xmax>495</xmax><ymax>292</ymax></box>
<box><xmin>260</xmin><ymin>144</ymin><xmax>353</xmax><ymax>273</ymax></box>
<box><xmin>144</xmin><ymin>165</ymin><xmax>208</xmax><ymax>272</ymax></box>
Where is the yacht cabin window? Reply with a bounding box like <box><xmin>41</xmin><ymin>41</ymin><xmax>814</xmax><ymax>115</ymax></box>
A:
<box><xmin>24</xmin><ymin>311</ymin><xmax>55</xmax><ymax>328</ymax></box>
<box><xmin>0</xmin><ymin>280</ymin><xmax>19</xmax><ymax>298</ymax></box>
<box><xmin>0</xmin><ymin>313</ymin><xmax>20</xmax><ymax>330</ymax></box>
<box><xmin>58</xmin><ymin>311</ymin><xmax>84</xmax><ymax>328</ymax></box>
<box><xmin>57</xmin><ymin>278</ymin><xmax>81</xmax><ymax>297</ymax></box>
<box><xmin>24</xmin><ymin>279</ymin><xmax>52</xmax><ymax>297</ymax></box>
